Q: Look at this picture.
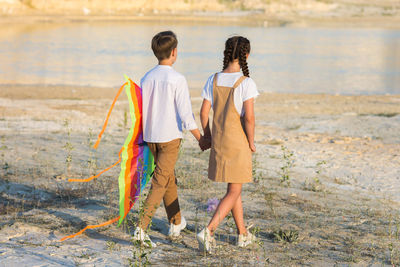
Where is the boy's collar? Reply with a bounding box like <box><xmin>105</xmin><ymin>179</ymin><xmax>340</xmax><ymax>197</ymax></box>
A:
<box><xmin>157</xmin><ymin>64</ymin><xmax>173</xmax><ymax>68</ymax></box>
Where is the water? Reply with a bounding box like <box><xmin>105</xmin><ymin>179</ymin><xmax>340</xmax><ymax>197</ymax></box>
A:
<box><xmin>1</xmin><ymin>22</ymin><xmax>399</xmax><ymax>95</ymax></box>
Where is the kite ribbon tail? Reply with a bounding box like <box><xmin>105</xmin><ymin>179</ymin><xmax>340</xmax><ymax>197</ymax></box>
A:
<box><xmin>68</xmin><ymin>147</ymin><xmax>124</xmax><ymax>183</ymax></box>
<box><xmin>93</xmin><ymin>82</ymin><xmax>127</xmax><ymax>149</ymax></box>
<box><xmin>59</xmin><ymin>215</ymin><xmax>120</xmax><ymax>242</ymax></box>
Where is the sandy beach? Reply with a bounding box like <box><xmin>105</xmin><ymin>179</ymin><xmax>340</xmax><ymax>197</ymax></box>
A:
<box><xmin>0</xmin><ymin>84</ymin><xmax>399</xmax><ymax>266</ymax></box>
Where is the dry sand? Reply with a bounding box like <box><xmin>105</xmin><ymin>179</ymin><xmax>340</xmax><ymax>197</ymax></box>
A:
<box><xmin>0</xmin><ymin>84</ymin><xmax>399</xmax><ymax>266</ymax></box>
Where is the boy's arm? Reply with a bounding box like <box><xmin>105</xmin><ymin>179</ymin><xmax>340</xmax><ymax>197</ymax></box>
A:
<box><xmin>243</xmin><ymin>98</ymin><xmax>256</xmax><ymax>152</ymax></box>
<box><xmin>190</xmin><ymin>129</ymin><xmax>201</xmax><ymax>141</ymax></box>
<box><xmin>175</xmin><ymin>77</ymin><xmax>199</xmax><ymax>133</ymax></box>
<box><xmin>175</xmin><ymin>77</ymin><xmax>210</xmax><ymax>150</ymax></box>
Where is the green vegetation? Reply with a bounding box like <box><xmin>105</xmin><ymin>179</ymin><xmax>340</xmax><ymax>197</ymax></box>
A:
<box><xmin>280</xmin><ymin>145</ymin><xmax>294</xmax><ymax>186</ymax></box>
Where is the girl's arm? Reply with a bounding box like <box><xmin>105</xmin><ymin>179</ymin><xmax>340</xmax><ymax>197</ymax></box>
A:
<box><xmin>200</xmin><ymin>99</ymin><xmax>212</xmax><ymax>138</ymax></box>
<box><xmin>200</xmin><ymin>99</ymin><xmax>212</xmax><ymax>150</ymax></box>
<box><xmin>243</xmin><ymin>98</ymin><xmax>256</xmax><ymax>152</ymax></box>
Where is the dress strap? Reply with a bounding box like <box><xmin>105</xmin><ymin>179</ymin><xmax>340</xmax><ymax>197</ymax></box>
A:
<box><xmin>232</xmin><ymin>76</ymin><xmax>247</xmax><ymax>89</ymax></box>
<box><xmin>212</xmin><ymin>73</ymin><xmax>218</xmax><ymax>90</ymax></box>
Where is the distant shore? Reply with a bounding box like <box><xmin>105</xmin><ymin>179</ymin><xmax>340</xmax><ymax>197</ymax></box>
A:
<box><xmin>1</xmin><ymin>0</ymin><xmax>400</xmax><ymax>29</ymax></box>
<box><xmin>1</xmin><ymin>13</ymin><xmax>400</xmax><ymax>29</ymax></box>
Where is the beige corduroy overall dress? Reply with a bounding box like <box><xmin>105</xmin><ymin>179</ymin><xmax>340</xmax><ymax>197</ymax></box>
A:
<box><xmin>208</xmin><ymin>73</ymin><xmax>252</xmax><ymax>183</ymax></box>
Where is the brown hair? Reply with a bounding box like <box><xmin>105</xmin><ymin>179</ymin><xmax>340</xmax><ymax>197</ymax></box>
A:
<box><xmin>151</xmin><ymin>31</ymin><xmax>178</xmax><ymax>61</ymax></box>
<box><xmin>222</xmin><ymin>36</ymin><xmax>251</xmax><ymax>77</ymax></box>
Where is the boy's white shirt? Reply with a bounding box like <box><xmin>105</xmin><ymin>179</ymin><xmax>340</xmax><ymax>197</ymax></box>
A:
<box><xmin>141</xmin><ymin>65</ymin><xmax>198</xmax><ymax>143</ymax></box>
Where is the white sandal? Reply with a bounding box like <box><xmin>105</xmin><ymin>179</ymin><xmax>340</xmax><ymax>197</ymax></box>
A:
<box><xmin>196</xmin><ymin>227</ymin><xmax>216</xmax><ymax>254</ymax></box>
<box><xmin>237</xmin><ymin>224</ymin><xmax>257</xmax><ymax>247</ymax></box>
<box><xmin>132</xmin><ymin>226</ymin><xmax>157</xmax><ymax>248</ymax></box>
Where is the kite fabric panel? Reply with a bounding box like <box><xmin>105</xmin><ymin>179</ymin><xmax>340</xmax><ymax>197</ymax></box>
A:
<box><xmin>60</xmin><ymin>77</ymin><xmax>155</xmax><ymax>242</ymax></box>
<box><xmin>117</xmin><ymin>78</ymin><xmax>154</xmax><ymax>226</ymax></box>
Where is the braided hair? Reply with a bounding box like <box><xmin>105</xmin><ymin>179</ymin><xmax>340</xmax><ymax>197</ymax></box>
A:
<box><xmin>222</xmin><ymin>36</ymin><xmax>251</xmax><ymax>77</ymax></box>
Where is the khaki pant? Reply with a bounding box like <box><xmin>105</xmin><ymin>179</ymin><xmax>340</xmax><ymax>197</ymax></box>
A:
<box><xmin>139</xmin><ymin>138</ymin><xmax>182</xmax><ymax>229</ymax></box>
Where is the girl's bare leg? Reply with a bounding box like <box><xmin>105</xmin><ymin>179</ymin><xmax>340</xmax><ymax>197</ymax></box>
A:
<box><xmin>231</xmin><ymin>194</ymin><xmax>246</xmax><ymax>235</ymax></box>
<box><xmin>207</xmin><ymin>183</ymin><xmax>242</xmax><ymax>235</ymax></box>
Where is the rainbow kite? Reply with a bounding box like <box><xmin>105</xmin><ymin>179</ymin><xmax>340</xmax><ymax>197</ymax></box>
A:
<box><xmin>60</xmin><ymin>76</ymin><xmax>155</xmax><ymax>241</ymax></box>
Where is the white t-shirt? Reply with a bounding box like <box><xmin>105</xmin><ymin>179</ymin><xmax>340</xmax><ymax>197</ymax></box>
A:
<box><xmin>141</xmin><ymin>65</ymin><xmax>198</xmax><ymax>143</ymax></box>
<box><xmin>201</xmin><ymin>72</ymin><xmax>259</xmax><ymax>116</ymax></box>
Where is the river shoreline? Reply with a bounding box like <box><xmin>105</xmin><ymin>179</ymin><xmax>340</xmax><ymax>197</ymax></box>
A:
<box><xmin>1</xmin><ymin>13</ymin><xmax>400</xmax><ymax>29</ymax></box>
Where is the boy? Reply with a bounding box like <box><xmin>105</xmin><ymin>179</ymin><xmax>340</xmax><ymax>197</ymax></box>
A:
<box><xmin>133</xmin><ymin>31</ymin><xmax>208</xmax><ymax>247</ymax></box>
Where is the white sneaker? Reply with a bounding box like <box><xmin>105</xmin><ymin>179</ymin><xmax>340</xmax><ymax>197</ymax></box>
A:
<box><xmin>132</xmin><ymin>226</ymin><xmax>157</xmax><ymax>248</ymax></box>
<box><xmin>237</xmin><ymin>231</ymin><xmax>257</xmax><ymax>247</ymax></box>
<box><xmin>168</xmin><ymin>216</ymin><xmax>187</xmax><ymax>237</ymax></box>
<box><xmin>196</xmin><ymin>227</ymin><xmax>216</xmax><ymax>254</ymax></box>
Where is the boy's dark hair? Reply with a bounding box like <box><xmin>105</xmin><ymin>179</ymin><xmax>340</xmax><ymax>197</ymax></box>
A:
<box><xmin>151</xmin><ymin>31</ymin><xmax>178</xmax><ymax>61</ymax></box>
<box><xmin>222</xmin><ymin>36</ymin><xmax>251</xmax><ymax>77</ymax></box>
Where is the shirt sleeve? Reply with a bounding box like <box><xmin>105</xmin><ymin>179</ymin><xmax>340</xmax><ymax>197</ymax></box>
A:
<box><xmin>201</xmin><ymin>74</ymin><xmax>214</xmax><ymax>105</ymax></box>
<box><xmin>175</xmin><ymin>76</ymin><xmax>198</xmax><ymax>131</ymax></box>
<box><xmin>242</xmin><ymin>78</ymin><xmax>259</xmax><ymax>102</ymax></box>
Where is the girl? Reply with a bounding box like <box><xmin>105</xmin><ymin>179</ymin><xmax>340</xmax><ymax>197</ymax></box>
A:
<box><xmin>197</xmin><ymin>36</ymin><xmax>259</xmax><ymax>253</ymax></box>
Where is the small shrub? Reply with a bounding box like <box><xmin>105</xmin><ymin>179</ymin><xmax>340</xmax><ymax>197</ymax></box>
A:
<box><xmin>273</xmin><ymin>229</ymin><xmax>299</xmax><ymax>243</ymax></box>
<box><xmin>63</xmin><ymin>119</ymin><xmax>74</xmax><ymax>176</ymax></box>
<box><xmin>280</xmin><ymin>145</ymin><xmax>294</xmax><ymax>186</ymax></box>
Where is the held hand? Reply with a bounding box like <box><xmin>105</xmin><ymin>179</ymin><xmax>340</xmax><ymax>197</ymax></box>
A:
<box><xmin>199</xmin><ymin>136</ymin><xmax>212</xmax><ymax>151</ymax></box>
<box><xmin>205</xmin><ymin>136</ymin><xmax>212</xmax><ymax>150</ymax></box>
<box><xmin>249</xmin><ymin>143</ymin><xmax>256</xmax><ymax>153</ymax></box>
